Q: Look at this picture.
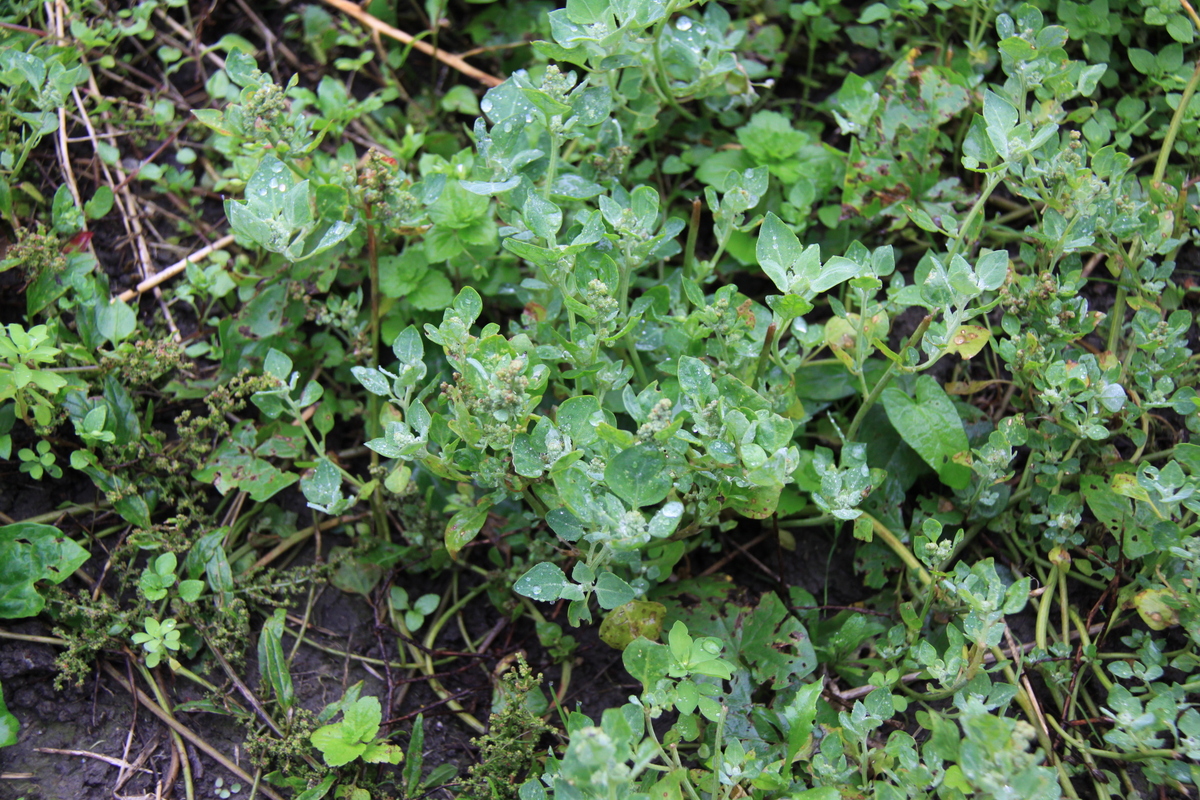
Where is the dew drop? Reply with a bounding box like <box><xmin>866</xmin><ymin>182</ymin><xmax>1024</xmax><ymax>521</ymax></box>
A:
<box><xmin>480</xmin><ymin>98</ymin><xmax>493</xmax><ymax>114</ymax></box>
<box><xmin>531</xmin><ymin>586</ymin><xmax>542</xmax><ymax>596</ymax></box>
<box><xmin>675</xmin><ymin>16</ymin><xmax>692</xmax><ymax>30</ymax></box>
<box><xmin>661</xmin><ymin>501</ymin><xmax>683</xmax><ymax>518</ymax></box>
<box><xmin>524</xmin><ymin>113</ymin><xmax>534</xmax><ymax>124</ymax></box>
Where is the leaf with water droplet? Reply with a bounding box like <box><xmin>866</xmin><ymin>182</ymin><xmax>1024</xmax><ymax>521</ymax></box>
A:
<box><xmin>514</xmin><ymin>562</ymin><xmax>571</xmax><ymax>602</ymax></box>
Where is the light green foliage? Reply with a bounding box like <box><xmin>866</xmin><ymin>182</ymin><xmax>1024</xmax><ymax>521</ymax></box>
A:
<box><xmin>0</xmin><ymin>680</ymin><xmax>17</xmax><ymax>748</ymax></box>
<box><xmin>310</xmin><ymin>695</ymin><xmax>403</xmax><ymax>768</ymax></box>
<box><xmin>131</xmin><ymin>617</ymin><xmax>181</xmax><ymax>669</ymax></box>
<box><xmin>2</xmin><ymin>0</ymin><xmax>1200</xmax><ymax>796</ymax></box>
<box><xmin>388</xmin><ymin>586</ymin><xmax>440</xmax><ymax>632</ymax></box>
<box><xmin>0</xmin><ymin>323</ymin><xmax>68</xmax><ymax>427</ymax></box>
<box><xmin>138</xmin><ymin>552</ymin><xmax>204</xmax><ymax>603</ymax></box>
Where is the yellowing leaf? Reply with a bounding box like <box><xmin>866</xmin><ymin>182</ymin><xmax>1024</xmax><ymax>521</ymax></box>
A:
<box><xmin>945</xmin><ymin>324</ymin><xmax>991</xmax><ymax>359</ymax></box>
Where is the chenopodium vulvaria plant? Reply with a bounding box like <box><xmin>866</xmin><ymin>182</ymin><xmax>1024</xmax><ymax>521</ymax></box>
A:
<box><xmin>351</xmin><ymin>0</ymin><xmax>1034</xmax><ymax>625</ymax></box>
<box><xmin>350</xmin><ymin>7</ymin><xmax>811</xmax><ymax>625</ymax></box>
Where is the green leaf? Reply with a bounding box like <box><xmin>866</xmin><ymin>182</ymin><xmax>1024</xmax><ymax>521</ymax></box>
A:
<box><xmin>555</xmin><ymin>395</ymin><xmax>600</xmax><ymax>445</ymax></box>
<box><xmin>0</xmin><ymin>681</ymin><xmax>17</xmax><ymax>747</ymax></box>
<box><xmin>756</xmin><ymin>211</ymin><xmax>800</xmax><ymax>293</ymax></box>
<box><xmin>566</xmin><ymin>0</ymin><xmax>610</xmax><ymax>25</ymax></box>
<box><xmin>258</xmin><ymin>608</ymin><xmax>294</xmax><ymax>711</ymax></box>
<box><xmin>0</xmin><ymin>523</ymin><xmax>89</xmax><ymax>618</ymax></box>
<box><xmin>409</xmin><ymin>271</ymin><xmax>454</xmax><ymax>311</ymax></box>
<box><xmin>402</xmin><ymin>715</ymin><xmax>425</xmax><ymax>791</ymax></box>
<box><xmin>622</xmin><ymin>637</ymin><xmax>671</xmax><ymax>689</ymax></box>
<box><xmin>523</xmin><ymin>194</ymin><xmax>563</xmax><ymax>242</ymax></box>
<box><xmin>445</xmin><ymin>503</ymin><xmax>490</xmax><ymax>559</ymax></box>
<box><xmin>514</xmin><ymin>562</ymin><xmax>571</xmax><ymax>602</ymax></box>
<box><xmin>441</xmin><ymin>84</ymin><xmax>480</xmax><ymax>115</ymax></box>
<box><xmin>352</xmin><ymin>367</ymin><xmax>390</xmax><ymax>396</ymax></box>
<box><xmin>1167</xmin><ymin>14</ymin><xmax>1195</xmax><ymax>43</ymax></box>
<box><xmin>300</xmin><ymin>458</ymin><xmax>342</xmax><ymax>507</ymax></box>
<box><xmin>594</xmin><ymin>572</ymin><xmax>636</xmax><ymax>609</ymax></box>
<box><xmin>84</xmin><ymin>186</ymin><xmax>114</xmax><ymax>219</ymax></box>
<box><xmin>264</xmin><ymin>349</ymin><xmax>293</xmax><ymax>381</ymax></box>
<box><xmin>974</xmin><ymin>249</ymin><xmax>1009</xmax><ymax>291</ymax></box>
<box><xmin>605</xmin><ymin>444</ymin><xmax>671</xmax><ymax>508</ymax></box>
<box><xmin>311</xmin><ymin>725</ymin><xmax>367</xmax><ymax>767</ymax></box>
<box><xmin>881</xmin><ymin>376</ymin><xmax>971</xmax><ymax>490</ymax></box>
<box><xmin>192</xmin><ymin>108</ymin><xmax>233</xmax><ymax>135</ymax></box>
<box><xmin>342</xmin><ymin>696</ymin><xmax>382</xmax><ymax>743</ymax></box>
<box><xmin>52</xmin><ymin>185</ymin><xmax>82</xmax><ymax>235</ymax></box>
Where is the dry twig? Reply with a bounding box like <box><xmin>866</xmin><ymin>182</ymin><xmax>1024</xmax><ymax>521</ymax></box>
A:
<box><xmin>320</xmin><ymin>0</ymin><xmax>503</xmax><ymax>87</ymax></box>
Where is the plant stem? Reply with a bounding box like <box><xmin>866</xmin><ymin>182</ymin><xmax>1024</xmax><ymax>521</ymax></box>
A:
<box><xmin>543</xmin><ymin>128</ymin><xmax>563</xmax><ymax>200</ymax></box>
<box><xmin>365</xmin><ymin>213</ymin><xmax>388</xmax><ymax>540</ymax></box>
<box><xmin>683</xmin><ymin>197</ymin><xmax>702</xmax><ymax>290</ymax></box>
<box><xmin>861</xmin><ymin>512</ymin><xmax>932</xmax><ymax>587</ymax></box>
<box><xmin>1152</xmin><ymin>56</ymin><xmax>1200</xmax><ymax>186</ymax></box>
<box><xmin>1035</xmin><ymin>565</ymin><xmax>1057</xmax><ymax>651</ymax></box>
<box><xmin>946</xmin><ymin>172</ymin><xmax>1003</xmax><ymax>263</ymax></box>
<box><xmin>651</xmin><ymin>15</ymin><xmax>697</xmax><ymax>122</ymax></box>
<box><xmin>846</xmin><ymin>316</ymin><xmax>931</xmax><ymax>442</ymax></box>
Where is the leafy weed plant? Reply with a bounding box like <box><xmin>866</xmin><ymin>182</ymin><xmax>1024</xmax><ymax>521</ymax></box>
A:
<box><xmin>0</xmin><ymin>0</ymin><xmax>1199</xmax><ymax>798</ymax></box>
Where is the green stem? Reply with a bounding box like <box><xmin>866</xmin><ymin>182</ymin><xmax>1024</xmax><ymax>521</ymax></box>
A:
<box><xmin>846</xmin><ymin>316</ymin><xmax>931</xmax><ymax>442</ymax></box>
<box><xmin>1152</xmin><ymin>57</ymin><xmax>1200</xmax><ymax>186</ymax></box>
<box><xmin>947</xmin><ymin>172</ymin><xmax>1003</xmax><ymax>263</ymax></box>
<box><xmin>1046</xmin><ymin>714</ymin><xmax>1180</xmax><ymax>762</ymax></box>
<box><xmin>363</xmin><ymin>213</ymin><xmax>389</xmax><ymax>541</ymax></box>
<box><xmin>995</xmin><ymin>647</ymin><xmax>1083</xmax><ymax>800</ymax></box>
<box><xmin>862</xmin><ymin>512</ymin><xmax>932</xmax><ymax>587</ymax></box>
<box><xmin>137</xmin><ymin>662</ymin><xmax>196</xmax><ymax>800</ymax></box>
<box><xmin>651</xmin><ymin>14</ymin><xmax>697</xmax><ymax>122</ymax></box>
<box><xmin>13</xmin><ymin>502</ymin><xmax>109</xmax><ymax>525</ymax></box>
<box><xmin>1035</xmin><ymin>566</ymin><xmax>1057</xmax><ymax>651</ymax></box>
<box><xmin>753</xmin><ymin>323</ymin><xmax>776</xmax><ymax>391</ymax></box>
<box><xmin>684</xmin><ymin>197</ymin><xmax>702</xmax><ymax>288</ymax></box>
<box><xmin>282</xmin><ymin>626</ymin><xmax>424</xmax><ymax>669</ymax></box>
<box><xmin>544</xmin><ymin>131</ymin><xmax>561</xmax><ymax>200</ymax></box>
<box><xmin>641</xmin><ymin>705</ymin><xmax>705</xmax><ymax>800</ymax></box>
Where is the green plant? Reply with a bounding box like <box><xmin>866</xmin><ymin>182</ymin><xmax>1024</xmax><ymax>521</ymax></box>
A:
<box><xmin>464</xmin><ymin>655</ymin><xmax>549</xmax><ymax>800</ymax></box>
<box><xmin>310</xmin><ymin>695</ymin><xmax>403</xmax><ymax>768</ymax></box>
<box><xmin>138</xmin><ymin>552</ymin><xmax>205</xmax><ymax>603</ymax></box>
<box><xmin>16</xmin><ymin>438</ymin><xmax>59</xmax><ymax>480</ymax></box>
<box><xmin>2</xmin><ymin>0</ymin><xmax>1200</xmax><ymax>796</ymax></box>
<box><xmin>131</xmin><ymin>616</ymin><xmax>181</xmax><ymax>669</ymax></box>
<box><xmin>0</xmin><ymin>523</ymin><xmax>88</xmax><ymax>619</ymax></box>
<box><xmin>388</xmin><ymin>586</ymin><xmax>440</xmax><ymax>632</ymax></box>
<box><xmin>0</xmin><ymin>680</ymin><xmax>17</xmax><ymax>749</ymax></box>
<box><xmin>0</xmin><ymin>323</ymin><xmax>68</xmax><ymax>427</ymax></box>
